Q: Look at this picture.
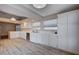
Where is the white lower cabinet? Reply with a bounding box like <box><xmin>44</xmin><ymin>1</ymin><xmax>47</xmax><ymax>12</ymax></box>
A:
<box><xmin>35</xmin><ymin>33</ymin><xmax>41</xmax><ymax>43</ymax></box>
<box><xmin>49</xmin><ymin>36</ymin><xmax>58</xmax><ymax>48</ymax></box>
<box><xmin>30</xmin><ymin>32</ymin><xmax>49</xmax><ymax>45</ymax></box>
<box><xmin>40</xmin><ymin>32</ymin><xmax>49</xmax><ymax>45</ymax></box>
<box><xmin>10</xmin><ymin>31</ymin><xmax>26</xmax><ymax>40</ymax></box>
<box><xmin>30</xmin><ymin>33</ymin><xmax>37</xmax><ymax>42</ymax></box>
<box><xmin>10</xmin><ymin>31</ymin><xmax>20</xmax><ymax>39</ymax></box>
<box><xmin>30</xmin><ymin>31</ymin><xmax>58</xmax><ymax>48</ymax></box>
<box><xmin>20</xmin><ymin>32</ymin><xmax>26</xmax><ymax>40</ymax></box>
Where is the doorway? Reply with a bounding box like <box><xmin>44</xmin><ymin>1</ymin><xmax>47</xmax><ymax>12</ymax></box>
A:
<box><xmin>26</xmin><ymin>33</ymin><xmax>30</xmax><ymax>40</ymax></box>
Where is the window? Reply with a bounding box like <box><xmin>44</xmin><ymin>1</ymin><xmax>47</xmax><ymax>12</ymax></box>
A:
<box><xmin>43</xmin><ymin>19</ymin><xmax>57</xmax><ymax>30</ymax></box>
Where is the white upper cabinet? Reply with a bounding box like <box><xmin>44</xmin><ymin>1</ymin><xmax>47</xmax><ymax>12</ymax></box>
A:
<box><xmin>68</xmin><ymin>13</ymin><xmax>79</xmax><ymax>24</ymax></box>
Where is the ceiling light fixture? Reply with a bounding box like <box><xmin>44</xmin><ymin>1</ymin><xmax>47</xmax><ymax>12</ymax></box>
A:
<box><xmin>23</xmin><ymin>22</ymin><xmax>27</xmax><ymax>26</ymax></box>
<box><xmin>33</xmin><ymin>4</ymin><xmax>47</xmax><ymax>9</ymax></box>
<box><xmin>10</xmin><ymin>17</ymin><xmax>16</xmax><ymax>21</ymax></box>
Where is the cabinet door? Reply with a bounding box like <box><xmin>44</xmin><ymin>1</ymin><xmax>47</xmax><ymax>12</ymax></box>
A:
<box><xmin>30</xmin><ymin>33</ymin><xmax>37</xmax><ymax>43</ymax></box>
<box><xmin>20</xmin><ymin>32</ymin><xmax>26</xmax><ymax>40</ymax></box>
<box><xmin>68</xmin><ymin>13</ymin><xmax>79</xmax><ymax>54</ymax></box>
<box><xmin>35</xmin><ymin>33</ymin><xmax>40</xmax><ymax>43</ymax></box>
<box><xmin>40</xmin><ymin>32</ymin><xmax>49</xmax><ymax>45</ymax></box>
<box><xmin>58</xmin><ymin>14</ymin><xmax>68</xmax><ymax>50</ymax></box>
<box><xmin>30</xmin><ymin>33</ymin><xmax>34</xmax><ymax>42</ymax></box>
<box><xmin>49</xmin><ymin>34</ymin><xmax>58</xmax><ymax>48</ymax></box>
<box><xmin>10</xmin><ymin>32</ymin><xmax>20</xmax><ymax>39</ymax></box>
<box><xmin>37</xmin><ymin>33</ymin><xmax>42</xmax><ymax>44</ymax></box>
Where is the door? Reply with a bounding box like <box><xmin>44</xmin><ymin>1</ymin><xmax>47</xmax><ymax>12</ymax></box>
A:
<box><xmin>68</xmin><ymin>13</ymin><xmax>79</xmax><ymax>54</ymax></box>
<box><xmin>58</xmin><ymin>13</ymin><xmax>68</xmax><ymax>50</ymax></box>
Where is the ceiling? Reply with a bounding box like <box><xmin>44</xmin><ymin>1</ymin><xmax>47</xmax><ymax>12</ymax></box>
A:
<box><xmin>0</xmin><ymin>4</ymin><xmax>79</xmax><ymax>21</ymax></box>
<box><xmin>0</xmin><ymin>11</ymin><xmax>27</xmax><ymax>20</ymax></box>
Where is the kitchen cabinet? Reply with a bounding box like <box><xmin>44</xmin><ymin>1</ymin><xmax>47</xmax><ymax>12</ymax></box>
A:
<box><xmin>30</xmin><ymin>31</ymin><xmax>49</xmax><ymax>45</ymax></box>
<box><xmin>9</xmin><ymin>31</ymin><xmax>27</xmax><ymax>40</ymax></box>
<box><xmin>30</xmin><ymin>31</ymin><xmax>58</xmax><ymax>47</ymax></box>
<box><xmin>40</xmin><ymin>32</ymin><xmax>49</xmax><ymax>45</ymax></box>
<box><xmin>20</xmin><ymin>32</ymin><xmax>26</xmax><ymax>40</ymax></box>
<box><xmin>30</xmin><ymin>9</ymin><xmax>79</xmax><ymax>54</ymax></box>
<box><xmin>68</xmin><ymin>13</ymin><xmax>79</xmax><ymax>54</ymax></box>
<box><xmin>58</xmin><ymin>9</ymin><xmax>79</xmax><ymax>54</ymax></box>
<box><xmin>58</xmin><ymin>13</ymin><xmax>68</xmax><ymax>51</ymax></box>
<box><xmin>49</xmin><ymin>34</ymin><xmax>58</xmax><ymax>48</ymax></box>
<box><xmin>9</xmin><ymin>31</ymin><xmax>20</xmax><ymax>39</ymax></box>
<box><xmin>30</xmin><ymin>33</ymin><xmax>40</xmax><ymax>43</ymax></box>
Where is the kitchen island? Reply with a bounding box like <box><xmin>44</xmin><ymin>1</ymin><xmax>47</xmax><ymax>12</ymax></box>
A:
<box><xmin>9</xmin><ymin>31</ymin><xmax>31</xmax><ymax>40</ymax></box>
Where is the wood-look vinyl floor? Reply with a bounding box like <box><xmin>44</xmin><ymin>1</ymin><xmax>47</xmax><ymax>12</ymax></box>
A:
<box><xmin>0</xmin><ymin>39</ymin><xmax>72</xmax><ymax>55</ymax></box>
